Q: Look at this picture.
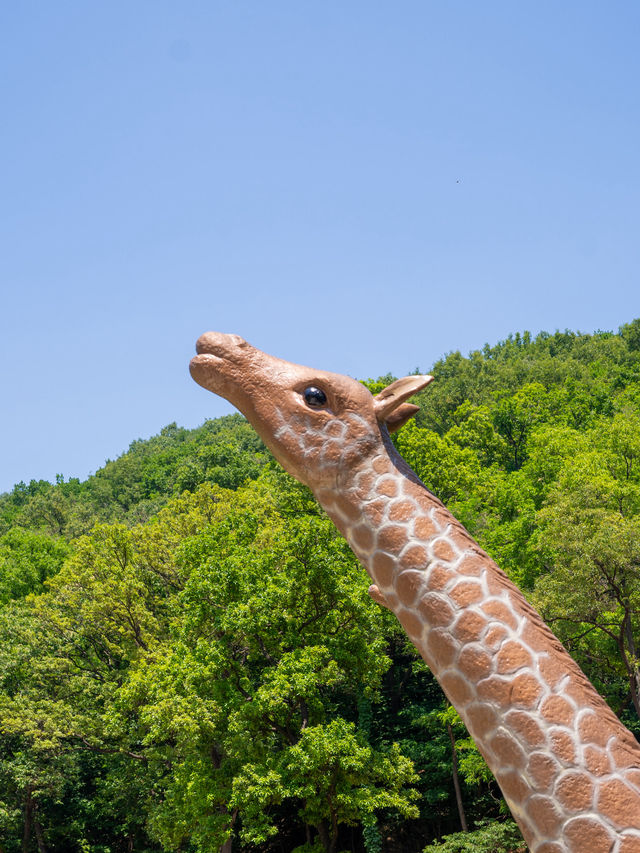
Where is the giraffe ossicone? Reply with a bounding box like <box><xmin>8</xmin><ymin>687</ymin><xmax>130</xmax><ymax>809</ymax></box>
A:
<box><xmin>190</xmin><ymin>332</ymin><xmax>640</xmax><ymax>853</ymax></box>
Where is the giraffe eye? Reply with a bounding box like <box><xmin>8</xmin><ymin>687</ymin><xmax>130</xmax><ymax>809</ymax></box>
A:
<box><xmin>303</xmin><ymin>386</ymin><xmax>327</xmax><ymax>408</ymax></box>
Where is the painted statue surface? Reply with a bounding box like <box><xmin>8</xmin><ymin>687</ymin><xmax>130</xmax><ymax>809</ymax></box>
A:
<box><xmin>190</xmin><ymin>332</ymin><xmax>640</xmax><ymax>853</ymax></box>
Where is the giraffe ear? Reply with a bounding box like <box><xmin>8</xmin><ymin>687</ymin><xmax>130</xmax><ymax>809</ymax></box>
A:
<box><xmin>373</xmin><ymin>375</ymin><xmax>434</xmax><ymax>423</ymax></box>
<box><xmin>385</xmin><ymin>403</ymin><xmax>420</xmax><ymax>433</ymax></box>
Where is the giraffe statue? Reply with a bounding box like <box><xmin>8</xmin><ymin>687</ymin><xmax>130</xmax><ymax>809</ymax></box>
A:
<box><xmin>190</xmin><ymin>332</ymin><xmax>640</xmax><ymax>853</ymax></box>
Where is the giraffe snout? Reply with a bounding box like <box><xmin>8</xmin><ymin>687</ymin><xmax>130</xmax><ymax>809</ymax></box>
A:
<box><xmin>195</xmin><ymin>331</ymin><xmax>248</xmax><ymax>358</ymax></box>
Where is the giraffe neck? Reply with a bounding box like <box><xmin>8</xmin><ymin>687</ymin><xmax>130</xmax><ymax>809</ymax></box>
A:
<box><xmin>313</xmin><ymin>432</ymin><xmax>640</xmax><ymax>852</ymax></box>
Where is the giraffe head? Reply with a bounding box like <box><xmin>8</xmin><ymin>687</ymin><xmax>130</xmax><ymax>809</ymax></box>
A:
<box><xmin>190</xmin><ymin>332</ymin><xmax>433</xmax><ymax>489</ymax></box>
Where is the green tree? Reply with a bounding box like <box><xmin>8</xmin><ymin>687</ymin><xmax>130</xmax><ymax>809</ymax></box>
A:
<box><xmin>533</xmin><ymin>411</ymin><xmax>640</xmax><ymax>716</ymax></box>
<box><xmin>0</xmin><ymin>529</ymin><xmax>70</xmax><ymax>603</ymax></box>
<box><xmin>422</xmin><ymin>819</ymin><xmax>526</xmax><ymax>853</ymax></box>
<box><xmin>121</xmin><ymin>484</ymin><xmax>419</xmax><ymax>852</ymax></box>
<box><xmin>278</xmin><ymin>719</ymin><xmax>417</xmax><ymax>853</ymax></box>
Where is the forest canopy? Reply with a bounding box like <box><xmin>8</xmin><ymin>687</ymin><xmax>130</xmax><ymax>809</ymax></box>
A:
<box><xmin>2</xmin><ymin>319</ymin><xmax>640</xmax><ymax>853</ymax></box>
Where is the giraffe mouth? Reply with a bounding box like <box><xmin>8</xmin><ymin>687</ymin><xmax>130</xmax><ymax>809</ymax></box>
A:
<box><xmin>190</xmin><ymin>351</ymin><xmax>224</xmax><ymax>367</ymax></box>
<box><xmin>189</xmin><ymin>351</ymin><xmax>226</xmax><ymax>384</ymax></box>
<box><xmin>191</xmin><ymin>331</ymin><xmax>250</xmax><ymax>370</ymax></box>
<box><xmin>189</xmin><ymin>350</ymin><xmax>234</xmax><ymax>399</ymax></box>
<box><xmin>189</xmin><ymin>332</ymin><xmax>252</xmax><ymax>399</ymax></box>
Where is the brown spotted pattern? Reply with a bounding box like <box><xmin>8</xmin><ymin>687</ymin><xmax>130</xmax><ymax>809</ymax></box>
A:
<box><xmin>318</xmin><ymin>443</ymin><xmax>640</xmax><ymax>852</ymax></box>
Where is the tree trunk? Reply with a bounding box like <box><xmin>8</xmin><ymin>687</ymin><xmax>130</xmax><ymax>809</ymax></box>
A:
<box><xmin>447</xmin><ymin>721</ymin><xmax>468</xmax><ymax>832</ymax></box>
<box><xmin>625</xmin><ymin>615</ymin><xmax>640</xmax><ymax>717</ymax></box>
<box><xmin>33</xmin><ymin>814</ymin><xmax>47</xmax><ymax>853</ymax></box>
<box><xmin>217</xmin><ymin>807</ymin><xmax>237</xmax><ymax>853</ymax></box>
<box><xmin>621</xmin><ymin>612</ymin><xmax>640</xmax><ymax>719</ymax></box>
<box><xmin>317</xmin><ymin>820</ymin><xmax>331</xmax><ymax>852</ymax></box>
<box><xmin>627</xmin><ymin>659</ymin><xmax>640</xmax><ymax>720</ymax></box>
<box><xmin>329</xmin><ymin>806</ymin><xmax>339</xmax><ymax>853</ymax></box>
<box><xmin>22</xmin><ymin>786</ymin><xmax>33</xmax><ymax>853</ymax></box>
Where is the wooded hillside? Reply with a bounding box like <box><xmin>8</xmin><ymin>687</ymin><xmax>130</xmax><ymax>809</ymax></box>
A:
<box><xmin>2</xmin><ymin>320</ymin><xmax>640</xmax><ymax>853</ymax></box>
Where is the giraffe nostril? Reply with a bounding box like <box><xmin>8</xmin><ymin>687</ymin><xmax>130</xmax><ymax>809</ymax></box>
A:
<box><xmin>228</xmin><ymin>334</ymin><xmax>247</xmax><ymax>347</ymax></box>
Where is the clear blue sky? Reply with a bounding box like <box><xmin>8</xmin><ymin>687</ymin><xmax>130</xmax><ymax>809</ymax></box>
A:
<box><xmin>2</xmin><ymin>2</ymin><xmax>639</xmax><ymax>494</ymax></box>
